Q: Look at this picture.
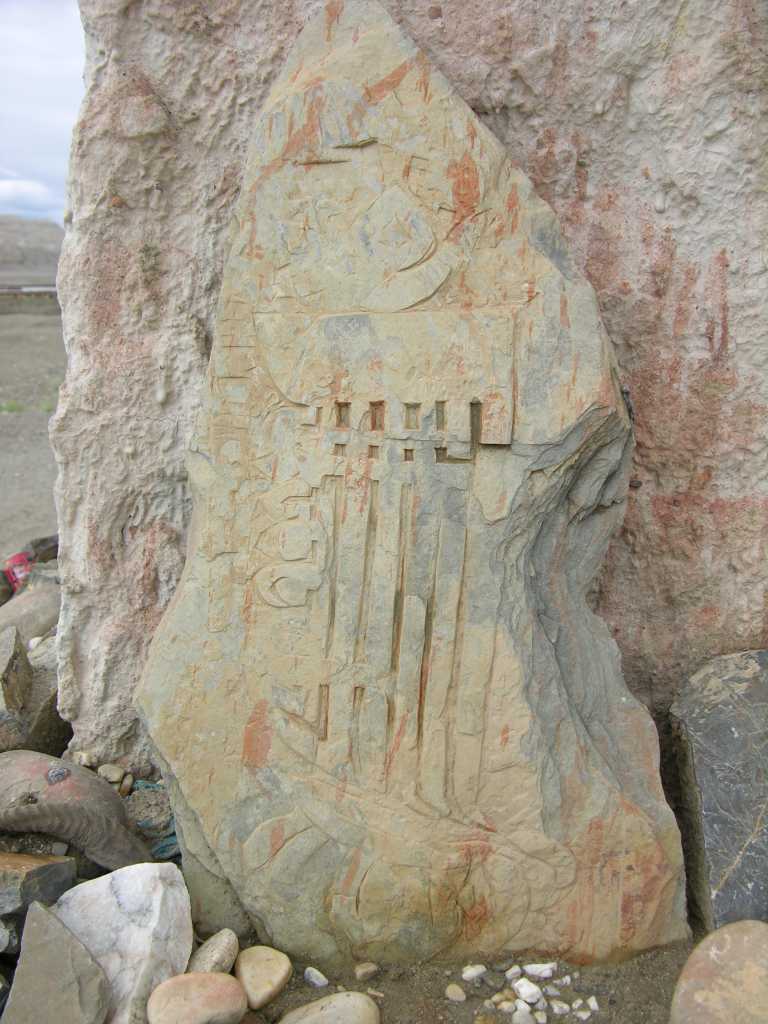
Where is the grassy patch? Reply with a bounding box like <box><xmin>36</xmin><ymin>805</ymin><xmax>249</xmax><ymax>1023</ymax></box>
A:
<box><xmin>0</xmin><ymin>400</ymin><xmax>24</xmax><ymax>413</ymax></box>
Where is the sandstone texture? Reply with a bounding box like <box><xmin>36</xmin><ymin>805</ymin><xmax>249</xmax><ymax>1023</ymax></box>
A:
<box><xmin>671</xmin><ymin>650</ymin><xmax>768</xmax><ymax>930</ymax></box>
<box><xmin>670</xmin><ymin>920</ymin><xmax>768</xmax><ymax>1024</ymax></box>
<box><xmin>138</xmin><ymin>2</ymin><xmax>685</xmax><ymax>963</ymax></box>
<box><xmin>51</xmin><ymin>862</ymin><xmax>194</xmax><ymax>1024</ymax></box>
<box><xmin>2</xmin><ymin>901</ymin><xmax>109</xmax><ymax>1024</ymax></box>
<box><xmin>54</xmin><ymin>0</ymin><xmax>768</xmax><ymax>773</ymax></box>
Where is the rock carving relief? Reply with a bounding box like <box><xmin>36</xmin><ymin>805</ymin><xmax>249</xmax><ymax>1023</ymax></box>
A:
<box><xmin>138</xmin><ymin>0</ymin><xmax>687</xmax><ymax>964</ymax></box>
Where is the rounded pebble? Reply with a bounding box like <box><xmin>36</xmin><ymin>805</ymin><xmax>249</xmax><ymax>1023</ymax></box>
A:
<box><xmin>188</xmin><ymin>928</ymin><xmax>240</xmax><ymax>974</ymax></box>
<box><xmin>97</xmin><ymin>762</ymin><xmax>125</xmax><ymax>784</ymax></box>
<box><xmin>280</xmin><ymin>991</ymin><xmax>380</xmax><ymax>1024</ymax></box>
<box><xmin>462</xmin><ymin>963</ymin><xmax>487</xmax><ymax>981</ymax></box>
<box><xmin>235</xmin><ymin>945</ymin><xmax>292</xmax><ymax>1009</ymax></box>
<box><xmin>354</xmin><ymin>962</ymin><xmax>380</xmax><ymax>982</ymax></box>
<box><xmin>445</xmin><ymin>983</ymin><xmax>466</xmax><ymax>1002</ymax></box>
<box><xmin>118</xmin><ymin>772</ymin><xmax>134</xmax><ymax>797</ymax></box>
<box><xmin>304</xmin><ymin>966</ymin><xmax>329</xmax><ymax>988</ymax></box>
<box><xmin>147</xmin><ymin>972</ymin><xmax>247</xmax><ymax>1024</ymax></box>
<box><xmin>671</xmin><ymin>920</ymin><xmax>768</xmax><ymax>1024</ymax></box>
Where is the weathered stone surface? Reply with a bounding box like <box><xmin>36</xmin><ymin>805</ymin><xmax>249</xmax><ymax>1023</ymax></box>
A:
<box><xmin>52</xmin><ymin>862</ymin><xmax>193</xmax><ymax>1024</ymax></box>
<box><xmin>671</xmin><ymin>650</ymin><xmax>768</xmax><ymax>930</ymax></box>
<box><xmin>235</xmin><ymin>946</ymin><xmax>292</xmax><ymax>1009</ymax></box>
<box><xmin>138</xmin><ymin>2</ymin><xmax>685</xmax><ymax>964</ymax></box>
<box><xmin>0</xmin><ymin>851</ymin><xmax>76</xmax><ymax>915</ymax></box>
<box><xmin>55</xmin><ymin>0</ymin><xmax>768</xmax><ymax>774</ymax></box>
<box><xmin>0</xmin><ymin>750</ymin><xmax>150</xmax><ymax>868</ymax></box>
<box><xmin>0</xmin><ymin>627</ymin><xmax>31</xmax><ymax>714</ymax></box>
<box><xmin>2</xmin><ymin>901</ymin><xmax>109</xmax><ymax>1024</ymax></box>
<box><xmin>188</xmin><ymin>928</ymin><xmax>240</xmax><ymax>974</ymax></box>
<box><xmin>147</xmin><ymin>972</ymin><xmax>248</xmax><ymax>1024</ymax></box>
<box><xmin>280</xmin><ymin>992</ymin><xmax>380</xmax><ymax>1024</ymax></box>
<box><xmin>0</xmin><ymin>575</ymin><xmax>60</xmax><ymax>645</ymax></box>
<box><xmin>24</xmin><ymin>635</ymin><xmax>72</xmax><ymax>755</ymax></box>
<box><xmin>670</xmin><ymin>920</ymin><xmax>768</xmax><ymax>1024</ymax></box>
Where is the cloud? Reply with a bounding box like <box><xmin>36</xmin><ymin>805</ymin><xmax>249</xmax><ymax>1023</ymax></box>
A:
<box><xmin>0</xmin><ymin>1</ymin><xmax>85</xmax><ymax>223</ymax></box>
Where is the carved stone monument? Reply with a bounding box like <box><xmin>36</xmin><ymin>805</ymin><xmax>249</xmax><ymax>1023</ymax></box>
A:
<box><xmin>138</xmin><ymin>0</ymin><xmax>687</xmax><ymax>962</ymax></box>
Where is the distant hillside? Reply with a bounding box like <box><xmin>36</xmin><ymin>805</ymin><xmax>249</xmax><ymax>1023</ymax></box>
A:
<box><xmin>0</xmin><ymin>216</ymin><xmax>64</xmax><ymax>287</ymax></box>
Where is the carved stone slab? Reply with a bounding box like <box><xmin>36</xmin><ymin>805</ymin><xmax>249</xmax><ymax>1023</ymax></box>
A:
<box><xmin>138</xmin><ymin>0</ymin><xmax>686</xmax><ymax>962</ymax></box>
<box><xmin>672</xmin><ymin>649</ymin><xmax>768</xmax><ymax>931</ymax></box>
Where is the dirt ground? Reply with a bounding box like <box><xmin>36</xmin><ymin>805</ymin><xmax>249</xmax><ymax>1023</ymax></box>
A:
<box><xmin>241</xmin><ymin>942</ymin><xmax>692</xmax><ymax>1023</ymax></box>
<box><xmin>0</xmin><ymin>311</ymin><xmax>65</xmax><ymax>558</ymax></box>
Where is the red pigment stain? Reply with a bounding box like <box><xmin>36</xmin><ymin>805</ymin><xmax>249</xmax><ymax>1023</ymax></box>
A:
<box><xmin>673</xmin><ymin>263</ymin><xmax>699</xmax><ymax>338</ymax></box>
<box><xmin>560</xmin><ymin>292</ymin><xmax>571</xmax><ymax>328</ymax></box>
<box><xmin>416</xmin><ymin>52</ymin><xmax>432</xmax><ymax>103</ymax></box>
<box><xmin>385</xmin><ymin>712</ymin><xmax>408</xmax><ymax>776</ymax></box>
<box><xmin>325</xmin><ymin>0</ymin><xmax>344</xmax><ymax>42</ymax></box>
<box><xmin>269</xmin><ymin>822</ymin><xmax>285</xmax><ymax>858</ymax></box>
<box><xmin>242</xmin><ymin>699</ymin><xmax>271</xmax><ymax>769</ymax></box>
<box><xmin>364</xmin><ymin>59</ymin><xmax>413</xmax><ymax>105</ymax></box>
<box><xmin>446</xmin><ymin>151</ymin><xmax>480</xmax><ymax>241</ymax></box>
<box><xmin>340</xmin><ymin>847</ymin><xmax>362</xmax><ymax>895</ymax></box>
<box><xmin>463</xmin><ymin>896</ymin><xmax>490</xmax><ymax>939</ymax></box>
<box><xmin>500</xmin><ymin>724</ymin><xmax>510</xmax><ymax>747</ymax></box>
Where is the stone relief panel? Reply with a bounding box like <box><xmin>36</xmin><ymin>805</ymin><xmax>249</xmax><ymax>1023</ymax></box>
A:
<box><xmin>138</xmin><ymin>0</ymin><xmax>687</xmax><ymax>963</ymax></box>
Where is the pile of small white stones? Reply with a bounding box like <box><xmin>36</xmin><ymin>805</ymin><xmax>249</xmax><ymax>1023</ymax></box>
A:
<box><xmin>445</xmin><ymin>960</ymin><xmax>601</xmax><ymax>1022</ymax></box>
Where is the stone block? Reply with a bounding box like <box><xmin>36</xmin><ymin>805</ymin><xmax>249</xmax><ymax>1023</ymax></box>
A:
<box><xmin>0</xmin><ymin>851</ymin><xmax>75</xmax><ymax>915</ymax></box>
<box><xmin>672</xmin><ymin>650</ymin><xmax>768</xmax><ymax>930</ymax></box>
<box><xmin>137</xmin><ymin>1</ymin><xmax>686</xmax><ymax>963</ymax></box>
<box><xmin>2</xmin><ymin>901</ymin><xmax>109</xmax><ymax>1024</ymax></box>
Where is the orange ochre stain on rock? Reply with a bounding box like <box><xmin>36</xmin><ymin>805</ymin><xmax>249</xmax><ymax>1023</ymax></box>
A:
<box><xmin>243</xmin><ymin>699</ymin><xmax>271</xmax><ymax>768</ymax></box>
<box><xmin>325</xmin><ymin>0</ymin><xmax>344</xmax><ymax>42</ymax></box>
<box><xmin>340</xmin><ymin>847</ymin><xmax>363</xmax><ymax>895</ymax></box>
<box><xmin>270</xmin><ymin>821</ymin><xmax>285</xmax><ymax>858</ymax></box>
<box><xmin>447</xmin><ymin>151</ymin><xmax>480</xmax><ymax>240</ymax></box>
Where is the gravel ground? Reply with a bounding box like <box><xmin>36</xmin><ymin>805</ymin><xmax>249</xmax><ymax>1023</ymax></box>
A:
<box><xmin>239</xmin><ymin>942</ymin><xmax>692</xmax><ymax>1024</ymax></box>
<box><xmin>0</xmin><ymin>311</ymin><xmax>65</xmax><ymax>558</ymax></box>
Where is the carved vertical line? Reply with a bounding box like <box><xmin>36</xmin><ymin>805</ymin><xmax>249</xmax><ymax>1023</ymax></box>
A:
<box><xmin>390</xmin><ymin>482</ymin><xmax>413</xmax><ymax>673</ymax></box>
<box><xmin>351</xmin><ymin>685</ymin><xmax>365</xmax><ymax>776</ymax></box>
<box><xmin>354</xmin><ymin>479</ymin><xmax>379</xmax><ymax>663</ymax></box>
<box><xmin>318</xmin><ymin>683</ymin><xmax>329</xmax><ymax>741</ymax></box>
<box><xmin>445</xmin><ymin>527</ymin><xmax>469</xmax><ymax>813</ymax></box>
<box><xmin>324</xmin><ymin>475</ymin><xmax>343</xmax><ymax>657</ymax></box>
<box><xmin>416</xmin><ymin>521</ymin><xmax>440</xmax><ymax>772</ymax></box>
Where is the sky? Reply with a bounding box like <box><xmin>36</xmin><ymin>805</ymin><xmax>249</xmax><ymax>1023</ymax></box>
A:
<box><xmin>0</xmin><ymin>0</ymin><xmax>85</xmax><ymax>224</ymax></box>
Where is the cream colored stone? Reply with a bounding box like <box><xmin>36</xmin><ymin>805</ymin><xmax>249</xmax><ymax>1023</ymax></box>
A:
<box><xmin>280</xmin><ymin>992</ymin><xmax>380</xmax><ymax>1024</ymax></box>
<box><xmin>446</xmin><ymin>984</ymin><xmax>466</xmax><ymax>1002</ymax></box>
<box><xmin>147</xmin><ymin>972</ymin><xmax>247</xmax><ymax>1024</ymax></box>
<box><xmin>137</xmin><ymin>0</ymin><xmax>686</xmax><ymax>964</ymax></box>
<box><xmin>234</xmin><ymin>945</ymin><xmax>292</xmax><ymax>1009</ymax></box>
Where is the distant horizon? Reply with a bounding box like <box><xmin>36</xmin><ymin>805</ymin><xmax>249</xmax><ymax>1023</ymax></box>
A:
<box><xmin>0</xmin><ymin>1</ymin><xmax>85</xmax><ymax>225</ymax></box>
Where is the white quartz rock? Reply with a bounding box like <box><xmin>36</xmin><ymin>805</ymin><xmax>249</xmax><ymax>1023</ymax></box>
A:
<box><xmin>505</xmin><ymin>966</ymin><xmax>523</xmax><ymax>981</ymax></box>
<box><xmin>51</xmin><ymin>862</ymin><xmax>192</xmax><ymax>1024</ymax></box>
<box><xmin>524</xmin><ymin>963</ymin><xmax>557</xmax><ymax>979</ymax></box>
<box><xmin>534</xmin><ymin>1014</ymin><xmax>547</xmax><ymax>1024</ymax></box>
<box><xmin>513</xmin><ymin>978</ymin><xmax>543</xmax><ymax>1004</ymax></box>
<box><xmin>304</xmin><ymin>966</ymin><xmax>329</xmax><ymax>988</ymax></box>
<box><xmin>574</xmin><ymin>1012</ymin><xmax>592</xmax><ymax>1021</ymax></box>
<box><xmin>550</xmin><ymin>1000</ymin><xmax>570</xmax><ymax>1015</ymax></box>
<box><xmin>462</xmin><ymin>963</ymin><xmax>487</xmax><ymax>981</ymax></box>
<box><xmin>587</xmin><ymin>995</ymin><xmax>599</xmax><ymax>1011</ymax></box>
<box><xmin>511</xmin><ymin>1006</ymin><xmax>535</xmax><ymax>1024</ymax></box>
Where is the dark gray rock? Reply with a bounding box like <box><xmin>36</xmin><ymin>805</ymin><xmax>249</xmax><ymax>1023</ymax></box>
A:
<box><xmin>0</xmin><ymin>851</ymin><xmax>76</xmax><ymax>915</ymax></box>
<box><xmin>2</xmin><ymin>901</ymin><xmax>109</xmax><ymax>1024</ymax></box>
<box><xmin>671</xmin><ymin>650</ymin><xmax>768</xmax><ymax>930</ymax></box>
